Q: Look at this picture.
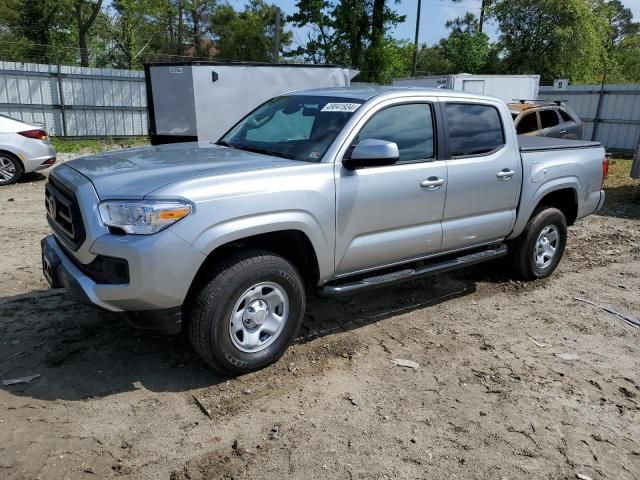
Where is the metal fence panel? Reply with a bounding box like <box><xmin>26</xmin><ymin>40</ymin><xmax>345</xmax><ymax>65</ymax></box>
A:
<box><xmin>3</xmin><ymin>63</ymin><xmax>637</xmax><ymax>149</ymax></box>
<box><xmin>539</xmin><ymin>84</ymin><xmax>640</xmax><ymax>153</ymax></box>
<box><xmin>0</xmin><ymin>61</ymin><xmax>147</xmax><ymax>137</ymax></box>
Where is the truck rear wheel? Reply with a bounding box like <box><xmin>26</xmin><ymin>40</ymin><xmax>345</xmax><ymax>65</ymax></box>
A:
<box><xmin>511</xmin><ymin>207</ymin><xmax>567</xmax><ymax>281</ymax></box>
<box><xmin>186</xmin><ymin>249</ymin><xmax>306</xmax><ymax>374</ymax></box>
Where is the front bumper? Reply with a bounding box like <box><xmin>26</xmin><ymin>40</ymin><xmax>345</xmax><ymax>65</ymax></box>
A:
<box><xmin>42</xmin><ymin>235</ymin><xmax>116</xmax><ymax>310</ymax></box>
<box><xmin>41</xmin><ymin>230</ymin><xmax>206</xmax><ymax>312</ymax></box>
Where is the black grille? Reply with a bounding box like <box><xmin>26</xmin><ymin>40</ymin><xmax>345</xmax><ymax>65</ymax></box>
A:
<box><xmin>45</xmin><ymin>177</ymin><xmax>86</xmax><ymax>251</ymax></box>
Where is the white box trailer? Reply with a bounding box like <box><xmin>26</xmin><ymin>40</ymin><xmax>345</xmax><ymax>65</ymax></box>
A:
<box><xmin>392</xmin><ymin>74</ymin><xmax>540</xmax><ymax>104</ymax></box>
<box><xmin>144</xmin><ymin>62</ymin><xmax>358</xmax><ymax>144</ymax></box>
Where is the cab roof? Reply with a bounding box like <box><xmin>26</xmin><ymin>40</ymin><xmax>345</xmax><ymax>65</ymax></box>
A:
<box><xmin>290</xmin><ymin>86</ymin><xmax>503</xmax><ymax>103</ymax></box>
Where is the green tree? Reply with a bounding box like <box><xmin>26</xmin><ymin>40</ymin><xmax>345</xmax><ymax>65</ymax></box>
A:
<box><xmin>450</xmin><ymin>0</ymin><xmax>492</xmax><ymax>32</ymax></box>
<box><xmin>153</xmin><ymin>0</ymin><xmax>189</xmax><ymax>57</ymax></box>
<box><xmin>105</xmin><ymin>0</ymin><xmax>167</xmax><ymax>68</ymax></box>
<box><xmin>211</xmin><ymin>0</ymin><xmax>291</xmax><ymax>62</ymax></box>
<box><xmin>414</xmin><ymin>13</ymin><xmax>495</xmax><ymax>75</ymax></box>
<box><xmin>0</xmin><ymin>0</ymin><xmax>75</xmax><ymax>63</ymax></box>
<box><xmin>492</xmin><ymin>0</ymin><xmax>609</xmax><ymax>84</ymax></box>
<box><xmin>375</xmin><ymin>38</ymin><xmax>414</xmax><ymax>83</ymax></box>
<box><xmin>287</xmin><ymin>0</ymin><xmax>341</xmax><ymax>63</ymax></box>
<box><xmin>74</xmin><ymin>0</ymin><xmax>103</xmax><ymax>66</ymax></box>
<box><xmin>596</xmin><ymin>0</ymin><xmax>640</xmax><ymax>82</ymax></box>
<box><xmin>288</xmin><ymin>0</ymin><xmax>405</xmax><ymax>83</ymax></box>
<box><xmin>332</xmin><ymin>0</ymin><xmax>371</xmax><ymax>68</ymax></box>
<box><xmin>614</xmin><ymin>34</ymin><xmax>640</xmax><ymax>81</ymax></box>
<box><xmin>440</xmin><ymin>13</ymin><xmax>490</xmax><ymax>73</ymax></box>
<box><xmin>415</xmin><ymin>44</ymin><xmax>452</xmax><ymax>75</ymax></box>
<box><xmin>184</xmin><ymin>0</ymin><xmax>217</xmax><ymax>57</ymax></box>
<box><xmin>599</xmin><ymin>0</ymin><xmax>639</xmax><ymax>46</ymax></box>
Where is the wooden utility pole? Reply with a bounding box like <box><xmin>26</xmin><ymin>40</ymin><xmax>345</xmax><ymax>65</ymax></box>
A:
<box><xmin>479</xmin><ymin>0</ymin><xmax>488</xmax><ymax>33</ymax></box>
<box><xmin>412</xmin><ymin>0</ymin><xmax>422</xmax><ymax>76</ymax></box>
<box><xmin>273</xmin><ymin>7</ymin><xmax>281</xmax><ymax>64</ymax></box>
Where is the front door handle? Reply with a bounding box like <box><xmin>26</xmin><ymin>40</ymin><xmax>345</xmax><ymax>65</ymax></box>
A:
<box><xmin>496</xmin><ymin>169</ymin><xmax>516</xmax><ymax>180</ymax></box>
<box><xmin>420</xmin><ymin>177</ymin><xmax>446</xmax><ymax>190</ymax></box>
<box><xmin>559</xmin><ymin>129</ymin><xmax>567</xmax><ymax>134</ymax></box>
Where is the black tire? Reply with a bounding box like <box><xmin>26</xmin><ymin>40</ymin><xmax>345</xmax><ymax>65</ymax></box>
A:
<box><xmin>510</xmin><ymin>207</ymin><xmax>567</xmax><ymax>281</ymax></box>
<box><xmin>0</xmin><ymin>153</ymin><xmax>23</xmax><ymax>186</ymax></box>
<box><xmin>186</xmin><ymin>249</ymin><xmax>306</xmax><ymax>374</ymax></box>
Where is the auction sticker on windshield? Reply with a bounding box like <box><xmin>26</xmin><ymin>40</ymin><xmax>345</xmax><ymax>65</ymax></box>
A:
<box><xmin>321</xmin><ymin>103</ymin><xmax>361</xmax><ymax>113</ymax></box>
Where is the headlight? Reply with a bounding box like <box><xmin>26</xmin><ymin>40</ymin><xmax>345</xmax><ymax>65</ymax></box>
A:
<box><xmin>98</xmin><ymin>201</ymin><xmax>192</xmax><ymax>234</ymax></box>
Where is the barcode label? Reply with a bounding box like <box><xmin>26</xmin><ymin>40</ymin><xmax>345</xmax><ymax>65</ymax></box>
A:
<box><xmin>321</xmin><ymin>103</ymin><xmax>360</xmax><ymax>113</ymax></box>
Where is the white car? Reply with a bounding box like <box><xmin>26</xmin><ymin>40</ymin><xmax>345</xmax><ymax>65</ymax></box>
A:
<box><xmin>0</xmin><ymin>114</ymin><xmax>57</xmax><ymax>185</ymax></box>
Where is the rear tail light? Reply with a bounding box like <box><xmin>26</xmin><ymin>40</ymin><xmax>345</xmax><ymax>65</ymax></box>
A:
<box><xmin>41</xmin><ymin>158</ymin><xmax>56</xmax><ymax>166</ymax></box>
<box><xmin>18</xmin><ymin>129</ymin><xmax>48</xmax><ymax>140</ymax></box>
<box><xmin>602</xmin><ymin>154</ymin><xmax>610</xmax><ymax>188</ymax></box>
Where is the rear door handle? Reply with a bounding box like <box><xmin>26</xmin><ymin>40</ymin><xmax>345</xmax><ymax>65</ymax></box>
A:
<box><xmin>420</xmin><ymin>177</ymin><xmax>446</xmax><ymax>190</ymax></box>
<box><xmin>496</xmin><ymin>169</ymin><xmax>516</xmax><ymax>180</ymax></box>
<box><xmin>559</xmin><ymin>129</ymin><xmax>567</xmax><ymax>134</ymax></box>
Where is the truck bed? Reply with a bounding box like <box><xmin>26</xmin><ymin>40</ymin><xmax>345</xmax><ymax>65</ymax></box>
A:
<box><xmin>518</xmin><ymin>135</ymin><xmax>601</xmax><ymax>152</ymax></box>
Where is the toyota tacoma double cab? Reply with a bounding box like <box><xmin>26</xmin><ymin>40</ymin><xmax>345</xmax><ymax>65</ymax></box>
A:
<box><xmin>41</xmin><ymin>87</ymin><xmax>607</xmax><ymax>373</ymax></box>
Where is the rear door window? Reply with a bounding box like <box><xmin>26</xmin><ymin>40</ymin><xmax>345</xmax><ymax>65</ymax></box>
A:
<box><xmin>559</xmin><ymin>109</ymin><xmax>574</xmax><ymax>123</ymax></box>
<box><xmin>540</xmin><ymin>110</ymin><xmax>560</xmax><ymax>129</ymax></box>
<box><xmin>516</xmin><ymin>112</ymin><xmax>539</xmax><ymax>134</ymax></box>
<box><xmin>445</xmin><ymin>103</ymin><xmax>505</xmax><ymax>157</ymax></box>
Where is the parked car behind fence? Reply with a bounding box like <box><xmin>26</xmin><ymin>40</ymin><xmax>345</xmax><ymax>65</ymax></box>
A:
<box><xmin>508</xmin><ymin>100</ymin><xmax>582</xmax><ymax>140</ymax></box>
<box><xmin>0</xmin><ymin>113</ymin><xmax>56</xmax><ymax>185</ymax></box>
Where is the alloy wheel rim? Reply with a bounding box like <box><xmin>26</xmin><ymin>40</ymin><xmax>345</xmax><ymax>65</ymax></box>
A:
<box><xmin>229</xmin><ymin>281</ymin><xmax>289</xmax><ymax>353</ymax></box>
<box><xmin>0</xmin><ymin>156</ymin><xmax>16</xmax><ymax>181</ymax></box>
<box><xmin>534</xmin><ymin>225</ymin><xmax>559</xmax><ymax>269</ymax></box>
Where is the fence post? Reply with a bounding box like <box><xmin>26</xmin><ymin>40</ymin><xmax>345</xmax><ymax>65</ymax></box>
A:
<box><xmin>591</xmin><ymin>84</ymin><xmax>606</xmax><ymax>142</ymax></box>
<box><xmin>56</xmin><ymin>64</ymin><xmax>67</xmax><ymax>138</ymax></box>
<box><xmin>631</xmin><ymin>133</ymin><xmax>640</xmax><ymax>179</ymax></box>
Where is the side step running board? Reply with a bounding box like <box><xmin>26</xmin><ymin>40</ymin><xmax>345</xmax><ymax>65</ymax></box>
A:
<box><xmin>320</xmin><ymin>244</ymin><xmax>508</xmax><ymax>297</ymax></box>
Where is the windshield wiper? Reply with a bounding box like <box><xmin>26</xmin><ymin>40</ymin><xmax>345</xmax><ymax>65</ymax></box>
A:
<box><xmin>236</xmin><ymin>145</ymin><xmax>295</xmax><ymax>160</ymax></box>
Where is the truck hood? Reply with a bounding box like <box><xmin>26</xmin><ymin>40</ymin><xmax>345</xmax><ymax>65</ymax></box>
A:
<box><xmin>64</xmin><ymin>142</ymin><xmax>303</xmax><ymax>199</ymax></box>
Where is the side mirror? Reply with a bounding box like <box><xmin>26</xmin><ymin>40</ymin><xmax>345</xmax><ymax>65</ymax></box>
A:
<box><xmin>342</xmin><ymin>139</ymin><xmax>399</xmax><ymax>170</ymax></box>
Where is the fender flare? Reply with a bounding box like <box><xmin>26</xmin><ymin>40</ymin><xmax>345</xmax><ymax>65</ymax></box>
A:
<box><xmin>508</xmin><ymin>177</ymin><xmax>580</xmax><ymax>240</ymax></box>
<box><xmin>189</xmin><ymin>210</ymin><xmax>333</xmax><ymax>281</ymax></box>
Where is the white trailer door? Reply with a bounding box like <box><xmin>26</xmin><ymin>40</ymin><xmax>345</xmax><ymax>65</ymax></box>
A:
<box><xmin>461</xmin><ymin>79</ymin><xmax>485</xmax><ymax>94</ymax></box>
<box><xmin>148</xmin><ymin>66</ymin><xmax>197</xmax><ymax>138</ymax></box>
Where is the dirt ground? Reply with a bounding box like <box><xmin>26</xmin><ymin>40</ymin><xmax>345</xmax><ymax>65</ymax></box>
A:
<box><xmin>1</xmin><ymin>156</ymin><xmax>639</xmax><ymax>480</ymax></box>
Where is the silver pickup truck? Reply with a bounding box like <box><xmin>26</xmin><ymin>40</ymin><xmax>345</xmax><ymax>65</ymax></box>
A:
<box><xmin>41</xmin><ymin>87</ymin><xmax>607</xmax><ymax>373</ymax></box>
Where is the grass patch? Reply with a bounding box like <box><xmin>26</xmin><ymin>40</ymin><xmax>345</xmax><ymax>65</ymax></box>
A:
<box><xmin>51</xmin><ymin>137</ymin><xmax>149</xmax><ymax>154</ymax></box>
<box><xmin>605</xmin><ymin>158</ymin><xmax>640</xmax><ymax>189</ymax></box>
<box><xmin>602</xmin><ymin>158</ymin><xmax>640</xmax><ymax>218</ymax></box>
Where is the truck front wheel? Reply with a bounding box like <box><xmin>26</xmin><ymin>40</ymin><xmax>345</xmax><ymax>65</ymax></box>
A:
<box><xmin>186</xmin><ymin>249</ymin><xmax>306</xmax><ymax>374</ymax></box>
<box><xmin>511</xmin><ymin>207</ymin><xmax>567</xmax><ymax>281</ymax></box>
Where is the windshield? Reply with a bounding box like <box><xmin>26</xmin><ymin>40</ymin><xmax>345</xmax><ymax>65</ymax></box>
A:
<box><xmin>219</xmin><ymin>95</ymin><xmax>364</xmax><ymax>162</ymax></box>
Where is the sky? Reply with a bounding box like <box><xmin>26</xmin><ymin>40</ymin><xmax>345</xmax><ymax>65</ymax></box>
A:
<box><xmin>227</xmin><ymin>0</ymin><xmax>640</xmax><ymax>49</ymax></box>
